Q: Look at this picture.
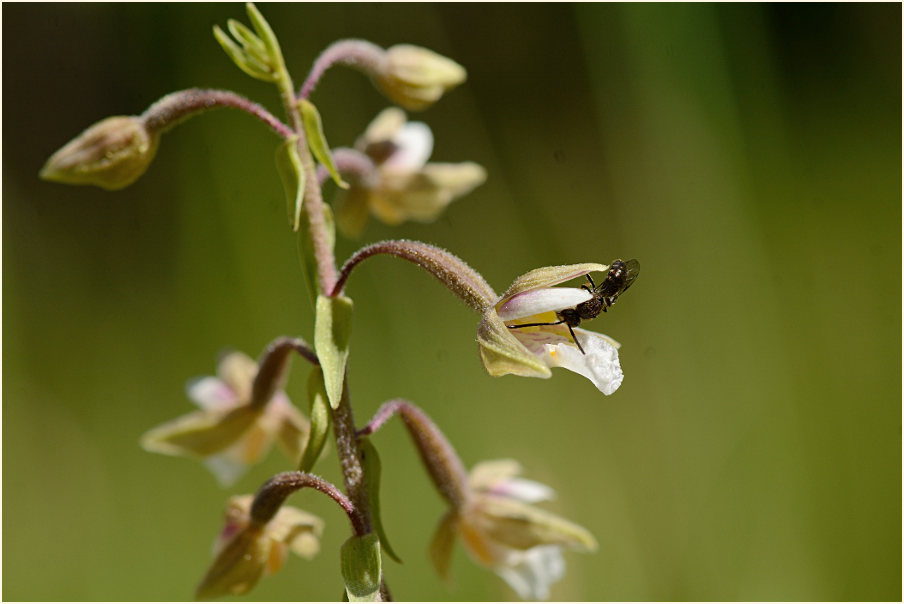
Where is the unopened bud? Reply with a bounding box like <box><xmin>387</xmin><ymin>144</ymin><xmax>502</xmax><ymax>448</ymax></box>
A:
<box><xmin>40</xmin><ymin>116</ymin><xmax>159</xmax><ymax>190</ymax></box>
<box><xmin>373</xmin><ymin>45</ymin><xmax>466</xmax><ymax>111</ymax></box>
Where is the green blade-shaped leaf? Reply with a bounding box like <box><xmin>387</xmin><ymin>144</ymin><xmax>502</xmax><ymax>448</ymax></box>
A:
<box><xmin>245</xmin><ymin>2</ymin><xmax>284</xmax><ymax>70</ymax></box>
<box><xmin>299</xmin><ymin>368</ymin><xmax>331</xmax><ymax>472</ymax></box>
<box><xmin>212</xmin><ymin>25</ymin><xmax>275</xmax><ymax>82</ymax></box>
<box><xmin>340</xmin><ymin>534</ymin><xmax>382</xmax><ymax>602</ymax></box>
<box><xmin>227</xmin><ymin>18</ymin><xmax>269</xmax><ymax>65</ymax></box>
<box><xmin>299</xmin><ymin>99</ymin><xmax>349</xmax><ymax>190</ymax></box>
<box><xmin>275</xmin><ymin>136</ymin><xmax>306</xmax><ymax>231</ymax></box>
<box><xmin>360</xmin><ymin>439</ymin><xmax>402</xmax><ymax>563</ymax></box>
<box><xmin>314</xmin><ymin>294</ymin><xmax>353</xmax><ymax>408</ymax></box>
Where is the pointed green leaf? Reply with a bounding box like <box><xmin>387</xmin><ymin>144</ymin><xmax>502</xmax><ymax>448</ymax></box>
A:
<box><xmin>314</xmin><ymin>294</ymin><xmax>353</xmax><ymax>408</ymax></box>
<box><xmin>340</xmin><ymin>533</ymin><xmax>382</xmax><ymax>602</ymax></box>
<box><xmin>275</xmin><ymin>136</ymin><xmax>306</xmax><ymax>231</ymax></box>
<box><xmin>227</xmin><ymin>19</ymin><xmax>269</xmax><ymax>65</ymax></box>
<box><xmin>299</xmin><ymin>368</ymin><xmax>332</xmax><ymax>472</ymax></box>
<box><xmin>360</xmin><ymin>439</ymin><xmax>402</xmax><ymax>563</ymax></box>
<box><xmin>245</xmin><ymin>2</ymin><xmax>284</xmax><ymax>70</ymax></box>
<box><xmin>212</xmin><ymin>25</ymin><xmax>275</xmax><ymax>82</ymax></box>
<box><xmin>299</xmin><ymin>99</ymin><xmax>349</xmax><ymax>190</ymax></box>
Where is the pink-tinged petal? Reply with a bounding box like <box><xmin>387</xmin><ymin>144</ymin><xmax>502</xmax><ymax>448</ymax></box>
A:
<box><xmin>543</xmin><ymin>329</ymin><xmax>623</xmax><ymax>395</ymax></box>
<box><xmin>186</xmin><ymin>377</ymin><xmax>238</xmax><ymax>410</ymax></box>
<box><xmin>204</xmin><ymin>452</ymin><xmax>251</xmax><ymax>487</ymax></box>
<box><xmin>492</xmin><ymin>478</ymin><xmax>556</xmax><ymax>504</ymax></box>
<box><xmin>469</xmin><ymin>459</ymin><xmax>523</xmax><ymax>492</ymax></box>
<box><xmin>509</xmin><ymin>326</ymin><xmax>573</xmax><ymax>358</ymax></box>
<box><xmin>384</xmin><ymin>121</ymin><xmax>433</xmax><ymax>170</ymax></box>
<box><xmin>494</xmin><ymin>545</ymin><xmax>565</xmax><ymax>601</ymax></box>
<box><xmin>497</xmin><ymin>288</ymin><xmax>592</xmax><ymax>321</ymax></box>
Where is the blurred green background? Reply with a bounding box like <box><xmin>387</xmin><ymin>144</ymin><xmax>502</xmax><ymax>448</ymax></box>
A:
<box><xmin>3</xmin><ymin>3</ymin><xmax>900</xmax><ymax>601</ymax></box>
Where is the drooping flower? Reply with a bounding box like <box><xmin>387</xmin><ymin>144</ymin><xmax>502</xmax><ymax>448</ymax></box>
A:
<box><xmin>335</xmin><ymin>107</ymin><xmax>486</xmax><ymax>237</ymax></box>
<box><xmin>141</xmin><ymin>350</ymin><xmax>309</xmax><ymax>486</ymax></box>
<box><xmin>372</xmin><ymin>44</ymin><xmax>467</xmax><ymax>111</ymax></box>
<box><xmin>477</xmin><ymin>263</ymin><xmax>626</xmax><ymax>395</ymax></box>
<box><xmin>195</xmin><ymin>494</ymin><xmax>323</xmax><ymax>600</ymax></box>
<box><xmin>40</xmin><ymin>115</ymin><xmax>159</xmax><ymax>190</ymax></box>
<box><xmin>430</xmin><ymin>459</ymin><xmax>597</xmax><ymax>601</ymax></box>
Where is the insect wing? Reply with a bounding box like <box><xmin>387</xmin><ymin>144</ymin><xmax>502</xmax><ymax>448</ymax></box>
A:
<box><xmin>619</xmin><ymin>259</ymin><xmax>640</xmax><ymax>294</ymax></box>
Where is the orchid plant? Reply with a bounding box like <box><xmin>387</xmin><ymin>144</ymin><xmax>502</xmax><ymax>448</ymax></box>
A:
<box><xmin>41</xmin><ymin>5</ymin><xmax>637</xmax><ymax>601</ymax></box>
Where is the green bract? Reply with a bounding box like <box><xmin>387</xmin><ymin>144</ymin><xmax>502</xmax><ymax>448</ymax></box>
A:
<box><xmin>340</xmin><ymin>533</ymin><xmax>383</xmax><ymax>602</ymax></box>
<box><xmin>300</xmin><ymin>99</ymin><xmax>348</xmax><ymax>190</ymax></box>
<box><xmin>275</xmin><ymin>136</ymin><xmax>306</xmax><ymax>231</ymax></box>
<box><xmin>299</xmin><ymin>368</ymin><xmax>331</xmax><ymax>472</ymax></box>
<box><xmin>360</xmin><ymin>438</ymin><xmax>402</xmax><ymax>563</ymax></box>
<box><xmin>314</xmin><ymin>294</ymin><xmax>354</xmax><ymax>408</ymax></box>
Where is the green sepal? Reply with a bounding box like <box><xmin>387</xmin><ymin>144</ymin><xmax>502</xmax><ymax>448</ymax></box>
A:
<box><xmin>212</xmin><ymin>25</ymin><xmax>275</xmax><ymax>82</ymax></box>
<box><xmin>226</xmin><ymin>18</ymin><xmax>269</xmax><ymax>65</ymax></box>
<box><xmin>359</xmin><ymin>438</ymin><xmax>402</xmax><ymax>563</ymax></box>
<box><xmin>275</xmin><ymin>136</ymin><xmax>306</xmax><ymax>231</ymax></box>
<box><xmin>299</xmin><ymin>99</ymin><xmax>349</xmax><ymax>190</ymax></box>
<box><xmin>314</xmin><ymin>294</ymin><xmax>353</xmax><ymax>408</ymax></box>
<box><xmin>245</xmin><ymin>2</ymin><xmax>284</xmax><ymax>71</ymax></box>
<box><xmin>340</xmin><ymin>533</ymin><xmax>382</xmax><ymax>602</ymax></box>
<box><xmin>298</xmin><ymin>368</ymin><xmax>332</xmax><ymax>472</ymax></box>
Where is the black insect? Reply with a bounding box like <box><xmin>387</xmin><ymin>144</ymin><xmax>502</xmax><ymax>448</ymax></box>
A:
<box><xmin>507</xmin><ymin>258</ymin><xmax>640</xmax><ymax>354</ymax></box>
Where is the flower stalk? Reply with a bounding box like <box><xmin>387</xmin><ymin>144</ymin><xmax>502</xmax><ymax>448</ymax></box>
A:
<box><xmin>141</xmin><ymin>88</ymin><xmax>294</xmax><ymax>138</ymax></box>
<box><xmin>332</xmin><ymin>240</ymin><xmax>497</xmax><ymax>313</ymax></box>
<box><xmin>359</xmin><ymin>399</ymin><xmax>469</xmax><ymax>508</ymax></box>
<box><xmin>250</xmin><ymin>471</ymin><xmax>365</xmax><ymax>535</ymax></box>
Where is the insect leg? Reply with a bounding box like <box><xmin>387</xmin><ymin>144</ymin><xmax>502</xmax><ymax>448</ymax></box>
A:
<box><xmin>507</xmin><ymin>319</ymin><xmax>566</xmax><ymax>329</ymax></box>
<box><xmin>566</xmin><ymin>323</ymin><xmax>585</xmax><ymax>354</ymax></box>
<box><xmin>585</xmin><ymin>274</ymin><xmax>596</xmax><ymax>289</ymax></box>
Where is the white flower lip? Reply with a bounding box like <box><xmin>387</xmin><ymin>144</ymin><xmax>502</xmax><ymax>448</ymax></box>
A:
<box><xmin>497</xmin><ymin>287</ymin><xmax>593</xmax><ymax>322</ymax></box>
<box><xmin>382</xmin><ymin>121</ymin><xmax>433</xmax><ymax>171</ymax></box>
<box><xmin>544</xmin><ymin>328</ymin><xmax>623</xmax><ymax>395</ymax></box>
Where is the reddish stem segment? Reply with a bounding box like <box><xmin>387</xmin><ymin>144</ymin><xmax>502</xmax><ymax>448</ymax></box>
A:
<box><xmin>332</xmin><ymin>240</ymin><xmax>498</xmax><ymax>313</ymax></box>
<box><xmin>141</xmin><ymin>88</ymin><xmax>293</xmax><ymax>138</ymax></box>
<box><xmin>359</xmin><ymin>400</ymin><xmax>469</xmax><ymax>508</ymax></box>
<box><xmin>250</xmin><ymin>471</ymin><xmax>366</xmax><ymax>536</ymax></box>
<box><xmin>299</xmin><ymin>39</ymin><xmax>384</xmax><ymax>100</ymax></box>
<box><xmin>251</xmin><ymin>337</ymin><xmax>318</xmax><ymax>409</ymax></box>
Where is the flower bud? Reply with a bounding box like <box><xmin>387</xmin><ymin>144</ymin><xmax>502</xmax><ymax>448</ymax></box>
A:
<box><xmin>373</xmin><ymin>45</ymin><xmax>467</xmax><ymax>111</ymax></box>
<box><xmin>40</xmin><ymin>116</ymin><xmax>159</xmax><ymax>190</ymax></box>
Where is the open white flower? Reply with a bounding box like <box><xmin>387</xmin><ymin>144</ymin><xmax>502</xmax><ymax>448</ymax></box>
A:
<box><xmin>141</xmin><ymin>351</ymin><xmax>309</xmax><ymax>486</ymax></box>
<box><xmin>477</xmin><ymin>263</ymin><xmax>625</xmax><ymax>395</ymax></box>
<box><xmin>336</xmin><ymin>107</ymin><xmax>486</xmax><ymax>236</ymax></box>
<box><xmin>430</xmin><ymin>459</ymin><xmax>596</xmax><ymax>600</ymax></box>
